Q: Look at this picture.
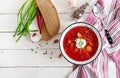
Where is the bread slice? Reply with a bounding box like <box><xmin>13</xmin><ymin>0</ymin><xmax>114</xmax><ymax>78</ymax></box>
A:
<box><xmin>36</xmin><ymin>0</ymin><xmax>60</xmax><ymax>37</ymax></box>
<box><xmin>41</xmin><ymin>23</ymin><xmax>52</xmax><ymax>41</ymax></box>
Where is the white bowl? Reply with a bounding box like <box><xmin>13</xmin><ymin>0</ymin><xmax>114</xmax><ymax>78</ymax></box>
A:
<box><xmin>59</xmin><ymin>22</ymin><xmax>102</xmax><ymax>65</ymax></box>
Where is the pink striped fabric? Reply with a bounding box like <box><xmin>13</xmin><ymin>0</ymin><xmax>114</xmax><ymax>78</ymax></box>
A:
<box><xmin>97</xmin><ymin>0</ymin><xmax>104</xmax><ymax>7</ymax></box>
<box><xmin>85</xmin><ymin>11</ymin><xmax>97</xmax><ymax>25</ymax></box>
<box><xmin>68</xmin><ymin>0</ymin><xmax>120</xmax><ymax>78</ymax></box>
<box><xmin>80</xmin><ymin>67</ymin><xmax>87</xmax><ymax>78</ymax></box>
<box><xmin>109</xmin><ymin>49</ymin><xmax>120</xmax><ymax>78</ymax></box>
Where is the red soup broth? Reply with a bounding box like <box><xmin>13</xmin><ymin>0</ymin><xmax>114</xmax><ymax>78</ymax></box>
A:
<box><xmin>63</xmin><ymin>26</ymin><xmax>98</xmax><ymax>61</ymax></box>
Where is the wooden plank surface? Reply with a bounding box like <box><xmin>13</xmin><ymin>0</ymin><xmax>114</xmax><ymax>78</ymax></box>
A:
<box><xmin>0</xmin><ymin>0</ymin><xmax>92</xmax><ymax>13</ymax></box>
<box><xmin>0</xmin><ymin>68</ymin><xmax>72</xmax><ymax>78</ymax></box>
<box><xmin>0</xmin><ymin>33</ymin><xmax>60</xmax><ymax>49</ymax></box>
<box><xmin>0</xmin><ymin>14</ymin><xmax>75</xmax><ymax>32</ymax></box>
<box><xmin>0</xmin><ymin>0</ymin><xmax>95</xmax><ymax>78</ymax></box>
<box><xmin>0</xmin><ymin>50</ymin><xmax>72</xmax><ymax>66</ymax></box>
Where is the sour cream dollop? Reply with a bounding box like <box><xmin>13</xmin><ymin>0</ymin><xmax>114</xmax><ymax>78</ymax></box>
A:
<box><xmin>75</xmin><ymin>38</ymin><xmax>86</xmax><ymax>49</ymax></box>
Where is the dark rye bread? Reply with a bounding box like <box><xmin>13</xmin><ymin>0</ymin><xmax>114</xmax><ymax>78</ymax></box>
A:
<box><xmin>36</xmin><ymin>0</ymin><xmax>60</xmax><ymax>38</ymax></box>
<box><xmin>41</xmin><ymin>23</ymin><xmax>52</xmax><ymax>41</ymax></box>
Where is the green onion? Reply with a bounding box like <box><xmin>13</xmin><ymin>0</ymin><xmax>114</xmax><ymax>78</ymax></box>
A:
<box><xmin>30</xmin><ymin>30</ymin><xmax>38</xmax><ymax>32</ymax></box>
<box><xmin>14</xmin><ymin>0</ymin><xmax>38</xmax><ymax>42</ymax></box>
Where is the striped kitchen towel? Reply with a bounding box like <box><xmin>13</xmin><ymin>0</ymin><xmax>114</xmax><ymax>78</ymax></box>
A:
<box><xmin>68</xmin><ymin>0</ymin><xmax>120</xmax><ymax>78</ymax></box>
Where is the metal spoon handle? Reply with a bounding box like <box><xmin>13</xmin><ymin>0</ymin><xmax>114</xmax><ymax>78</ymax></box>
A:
<box><xmin>104</xmin><ymin>29</ymin><xmax>113</xmax><ymax>44</ymax></box>
<box><xmin>99</xmin><ymin>18</ymin><xmax>113</xmax><ymax>45</ymax></box>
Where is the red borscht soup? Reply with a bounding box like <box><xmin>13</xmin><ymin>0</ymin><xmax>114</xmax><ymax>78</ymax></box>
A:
<box><xmin>63</xmin><ymin>26</ymin><xmax>98</xmax><ymax>61</ymax></box>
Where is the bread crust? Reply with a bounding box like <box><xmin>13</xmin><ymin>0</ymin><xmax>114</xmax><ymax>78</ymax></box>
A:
<box><xmin>41</xmin><ymin>23</ymin><xmax>52</xmax><ymax>41</ymax></box>
<box><xmin>36</xmin><ymin>0</ymin><xmax>60</xmax><ymax>39</ymax></box>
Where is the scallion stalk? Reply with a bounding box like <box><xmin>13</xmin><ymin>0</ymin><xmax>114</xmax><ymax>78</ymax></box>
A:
<box><xmin>14</xmin><ymin>0</ymin><xmax>38</xmax><ymax>42</ymax></box>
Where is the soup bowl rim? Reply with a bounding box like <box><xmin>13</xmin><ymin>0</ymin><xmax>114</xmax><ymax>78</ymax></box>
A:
<box><xmin>59</xmin><ymin>22</ymin><xmax>102</xmax><ymax>65</ymax></box>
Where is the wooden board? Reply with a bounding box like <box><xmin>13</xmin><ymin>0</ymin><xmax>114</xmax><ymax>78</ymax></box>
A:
<box><xmin>0</xmin><ymin>0</ymin><xmax>95</xmax><ymax>78</ymax></box>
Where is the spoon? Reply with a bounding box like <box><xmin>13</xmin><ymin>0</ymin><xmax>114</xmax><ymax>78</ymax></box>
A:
<box><xmin>93</xmin><ymin>3</ymin><xmax>113</xmax><ymax>46</ymax></box>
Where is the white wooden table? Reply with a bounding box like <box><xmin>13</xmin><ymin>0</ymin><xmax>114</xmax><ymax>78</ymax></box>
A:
<box><xmin>0</xmin><ymin>0</ymin><xmax>94</xmax><ymax>78</ymax></box>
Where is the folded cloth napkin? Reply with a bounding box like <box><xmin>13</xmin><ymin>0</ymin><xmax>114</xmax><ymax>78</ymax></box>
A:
<box><xmin>68</xmin><ymin>0</ymin><xmax>120</xmax><ymax>78</ymax></box>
